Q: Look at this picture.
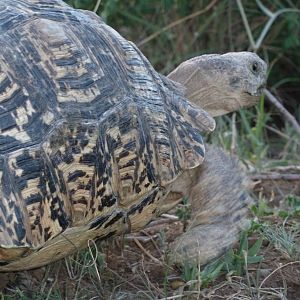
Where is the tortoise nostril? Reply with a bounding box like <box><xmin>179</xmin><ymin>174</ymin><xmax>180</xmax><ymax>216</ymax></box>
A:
<box><xmin>251</xmin><ymin>61</ymin><xmax>259</xmax><ymax>73</ymax></box>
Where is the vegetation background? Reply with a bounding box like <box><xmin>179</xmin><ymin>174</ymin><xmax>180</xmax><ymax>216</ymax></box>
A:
<box><xmin>1</xmin><ymin>1</ymin><xmax>299</xmax><ymax>299</ymax></box>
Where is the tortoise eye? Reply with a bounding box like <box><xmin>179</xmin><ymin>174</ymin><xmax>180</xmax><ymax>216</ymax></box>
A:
<box><xmin>251</xmin><ymin>61</ymin><xmax>259</xmax><ymax>73</ymax></box>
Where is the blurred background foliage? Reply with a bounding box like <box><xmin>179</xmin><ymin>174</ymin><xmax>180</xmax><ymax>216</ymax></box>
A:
<box><xmin>64</xmin><ymin>0</ymin><xmax>300</xmax><ymax>166</ymax></box>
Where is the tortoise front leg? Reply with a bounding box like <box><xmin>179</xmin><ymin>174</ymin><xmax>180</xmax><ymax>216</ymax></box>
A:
<box><xmin>171</xmin><ymin>145</ymin><xmax>254</xmax><ymax>265</ymax></box>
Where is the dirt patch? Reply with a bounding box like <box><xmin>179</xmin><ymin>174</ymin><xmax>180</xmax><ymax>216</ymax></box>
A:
<box><xmin>1</xmin><ymin>179</ymin><xmax>300</xmax><ymax>299</ymax></box>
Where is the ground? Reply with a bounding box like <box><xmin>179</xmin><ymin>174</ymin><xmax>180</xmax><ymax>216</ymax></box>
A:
<box><xmin>0</xmin><ymin>169</ymin><xmax>299</xmax><ymax>300</ymax></box>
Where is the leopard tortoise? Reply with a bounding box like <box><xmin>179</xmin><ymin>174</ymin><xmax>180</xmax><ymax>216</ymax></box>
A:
<box><xmin>0</xmin><ymin>0</ymin><xmax>267</xmax><ymax>271</ymax></box>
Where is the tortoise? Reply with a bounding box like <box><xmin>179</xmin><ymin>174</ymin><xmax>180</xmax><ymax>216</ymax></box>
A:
<box><xmin>0</xmin><ymin>0</ymin><xmax>267</xmax><ymax>272</ymax></box>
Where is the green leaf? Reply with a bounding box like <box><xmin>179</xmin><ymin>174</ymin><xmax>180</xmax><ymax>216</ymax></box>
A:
<box><xmin>248</xmin><ymin>236</ymin><xmax>263</xmax><ymax>257</ymax></box>
<box><xmin>201</xmin><ymin>260</ymin><xmax>225</xmax><ymax>287</ymax></box>
<box><xmin>278</xmin><ymin>210</ymin><xmax>289</xmax><ymax>218</ymax></box>
<box><xmin>247</xmin><ymin>255</ymin><xmax>263</xmax><ymax>264</ymax></box>
<box><xmin>239</xmin><ymin>232</ymin><xmax>248</xmax><ymax>253</ymax></box>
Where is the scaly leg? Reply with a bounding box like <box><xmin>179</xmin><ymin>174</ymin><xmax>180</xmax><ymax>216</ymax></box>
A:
<box><xmin>171</xmin><ymin>145</ymin><xmax>254</xmax><ymax>265</ymax></box>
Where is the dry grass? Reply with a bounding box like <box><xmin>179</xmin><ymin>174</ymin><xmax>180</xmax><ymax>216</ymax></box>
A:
<box><xmin>1</xmin><ymin>175</ymin><xmax>299</xmax><ymax>299</ymax></box>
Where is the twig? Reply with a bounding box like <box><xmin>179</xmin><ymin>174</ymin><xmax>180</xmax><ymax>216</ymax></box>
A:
<box><xmin>259</xmin><ymin>261</ymin><xmax>300</xmax><ymax>290</ymax></box>
<box><xmin>264</xmin><ymin>89</ymin><xmax>300</xmax><ymax>135</ymax></box>
<box><xmin>157</xmin><ymin>292</ymin><xmax>204</xmax><ymax>300</ymax></box>
<box><xmin>236</xmin><ymin>0</ymin><xmax>256</xmax><ymax>49</ymax></box>
<box><xmin>161</xmin><ymin>213</ymin><xmax>179</xmax><ymax>220</ymax></box>
<box><xmin>64</xmin><ymin>257</ymin><xmax>77</xmax><ymax>280</ymax></box>
<box><xmin>250</xmin><ymin>173</ymin><xmax>300</xmax><ymax>181</ymax></box>
<box><xmin>87</xmin><ymin>239</ymin><xmax>102</xmax><ymax>290</ymax></box>
<box><xmin>45</xmin><ymin>264</ymin><xmax>62</xmax><ymax>300</ymax></box>
<box><xmin>133</xmin><ymin>237</ymin><xmax>162</xmax><ymax>265</ymax></box>
<box><xmin>107</xmin><ymin>267</ymin><xmax>150</xmax><ymax>299</ymax></box>
<box><xmin>267</xmin><ymin>165</ymin><xmax>300</xmax><ymax>172</ymax></box>
<box><xmin>93</xmin><ymin>0</ymin><xmax>101</xmax><ymax>13</ymax></box>
<box><xmin>265</xmin><ymin>125</ymin><xmax>291</xmax><ymax>140</ymax></box>
<box><xmin>265</xmin><ymin>125</ymin><xmax>300</xmax><ymax>147</ymax></box>
<box><xmin>145</xmin><ymin>216</ymin><xmax>179</xmax><ymax>228</ymax></box>
<box><xmin>157</xmin><ymin>294</ymin><xmax>185</xmax><ymax>300</ymax></box>
<box><xmin>236</xmin><ymin>0</ymin><xmax>300</xmax><ymax>51</ymax></box>
<box><xmin>237</xmin><ymin>0</ymin><xmax>300</xmax><ymax>133</ymax></box>
<box><xmin>243</xmin><ymin>250</ymin><xmax>254</xmax><ymax>299</ymax></box>
<box><xmin>255</xmin><ymin>0</ymin><xmax>300</xmax><ymax>50</ymax></box>
<box><xmin>141</xmin><ymin>230</ymin><xmax>163</xmax><ymax>255</ymax></box>
<box><xmin>124</xmin><ymin>235</ymin><xmax>154</xmax><ymax>243</ymax></box>
<box><xmin>137</xmin><ymin>0</ymin><xmax>217</xmax><ymax>47</ymax></box>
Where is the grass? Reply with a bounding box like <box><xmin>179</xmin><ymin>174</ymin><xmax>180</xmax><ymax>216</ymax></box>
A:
<box><xmin>3</xmin><ymin>198</ymin><xmax>298</xmax><ymax>299</ymax></box>
<box><xmin>2</xmin><ymin>196</ymin><xmax>300</xmax><ymax>298</ymax></box>
<box><xmin>262</xmin><ymin>223</ymin><xmax>299</xmax><ymax>259</ymax></box>
<box><xmin>171</xmin><ymin>195</ymin><xmax>300</xmax><ymax>298</ymax></box>
<box><xmin>1</xmin><ymin>0</ymin><xmax>300</xmax><ymax>299</ymax></box>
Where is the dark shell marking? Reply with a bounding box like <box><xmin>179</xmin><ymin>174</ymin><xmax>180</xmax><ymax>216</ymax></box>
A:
<box><xmin>0</xmin><ymin>0</ymin><xmax>207</xmax><ymax>268</ymax></box>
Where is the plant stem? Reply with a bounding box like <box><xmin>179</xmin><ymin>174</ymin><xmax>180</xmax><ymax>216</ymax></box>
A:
<box><xmin>93</xmin><ymin>0</ymin><xmax>101</xmax><ymax>13</ymax></box>
<box><xmin>138</xmin><ymin>0</ymin><xmax>217</xmax><ymax>47</ymax></box>
<box><xmin>264</xmin><ymin>89</ymin><xmax>300</xmax><ymax>135</ymax></box>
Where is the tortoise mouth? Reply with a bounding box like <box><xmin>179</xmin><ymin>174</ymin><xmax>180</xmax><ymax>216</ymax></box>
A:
<box><xmin>242</xmin><ymin>90</ymin><xmax>261</xmax><ymax>108</ymax></box>
<box><xmin>246</xmin><ymin>85</ymin><xmax>265</xmax><ymax>97</ymax></box>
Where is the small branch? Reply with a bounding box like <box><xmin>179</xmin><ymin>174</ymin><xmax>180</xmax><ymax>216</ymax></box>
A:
<box><xmin>137</xmin><ymin>0</ymin><xmax>217</xmax><ymax>47</ymax></box>
<box><xmin>161</xmin><ymin>213</ymin><xmax>179</xmax><ymax>220</ymax></box>
<box><xmin>264</xmin><ymin>89</ymin><xmax>300</xmax><ymax>135</ymax></box>
<box><xmin>256</xmin><ymin>0</ymin><xmax>273</xmax><ymax>18</ymax></box>
<box><xmin>250</xmin><ymin>173</ymin><xmax>300</xmax><ymax>181</ymax></box>
<box><xmin>141</xmin><ymin>230</ymin><xmax>163</xmax><ymax>255</ymax></box>
<box><xmin>146</xmin><ymin>215</ymin><xmax>179</xmax><ymax>228</ymax></box>
<box><xmin>265</xmin><ymin>125</ymin><xmax>300</xmax><ymax>147</ymax></box>
<box><xmin>133</xmin><ymin>237</ymin><xmax>162</xmax><ymax>265</ymax></box>
<box><xmin>255</xmin><ymin>2</ymin><xmax>300</xmax><ymax>50</ymax></box>
<box><xmin>237</xmin><ymin>0</ymin><xmax>300</xmax><ymax>51</ymax></box>
<box><xmin>124</xmin><ymin>235</ymin><xmax>155</xmax><ymax>243</ymax></box>
<box><xmin>267</xmin><ymin>165</ymin><xmax>300</xmax><ymax>172</ymax></box>
<box><xmin>93</xmin><ymin>0</ymin><xmax>101</xmax><ymax>13</ymax></box>
<box><xmin>265</xmin><ymin>125</ymin><xmax>290</xmax><ymax>140</ymax></box>
<box><xmin>236</xmin><ymin>0</ymin><xmax>256</xmax><ymax>49</ymax></box>
<box><xmin>259</xmin><ymin>261</ymin><xmax>300</xmax><ymax>289</ymax></box>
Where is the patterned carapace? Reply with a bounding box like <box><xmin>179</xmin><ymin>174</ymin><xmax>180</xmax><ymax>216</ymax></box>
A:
<box><xmin>0</xmin><ymin>0</ymin><xmax>213</xmax><ymax>270</ymax></box>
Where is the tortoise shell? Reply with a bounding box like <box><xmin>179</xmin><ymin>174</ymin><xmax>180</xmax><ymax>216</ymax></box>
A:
<box><xmin>0</xmin><ymin>0</ymin><xmax>213</xmax><ymax>271</ymax></box>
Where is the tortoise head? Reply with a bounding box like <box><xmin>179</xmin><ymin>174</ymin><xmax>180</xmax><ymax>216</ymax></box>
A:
<box><xmin>168</xmin><ymin>52</ymin><xmax>267</xmax><ymax>117</ymax></box>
